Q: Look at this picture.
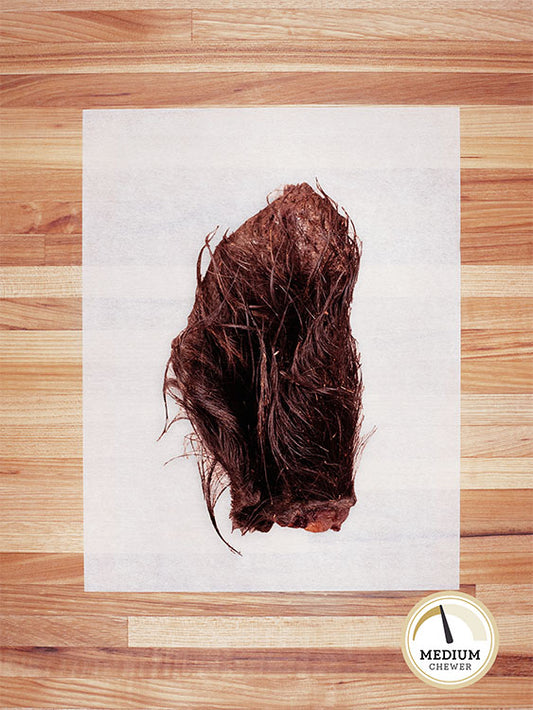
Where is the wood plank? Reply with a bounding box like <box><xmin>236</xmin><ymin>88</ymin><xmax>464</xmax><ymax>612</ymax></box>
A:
<box><xmin>462</xmin><ymin>168</ymin><xmax>532</xmax><ymax>202</ymax></box>
<box><xmin>0</xmin><ymin>615</ymin><xmax>127</xmax><ymax>646</ymax></box>
<box><xmin>461</xmin><ymin>298</ymin><xmax>532</xmax><ymax>330</ymax></box>
<box><xmin>0</xmin><ymin>522</ymin><xmax>82</xmax><ymax>552</ymax></box>
<box><xmin>0</xmin><ymin>586</ymin><xmax>474</xmax><ymax>617</ymax></box>
<box><xmin>462</xmin><ymin>329</ymin><xmax>532</xmax><ymax>359</ymax></box>
<box><xmin>0</xmin><ymin>266</ymin><xmax>81</xmax><ymax>297</ymax></box>
<box><xmin>192</xmin><ymin>7</ymin><xmax>533</xmax><ymax>41</ymax></box>
<box><xmin>0</xmin><ymin>552</ymin><xmax>83</xmax><ymax>585</ymax></box>
<box><xmin>462</xmin><ymin>138</ymin><xmax>533</xmax><ymax>169</ymax></box>
<box><xmin>0</xmin><ymin>298</ymin><xmax>81</xmax><ymax>329</ymax></box>
<box><xmin>462</xmin><ymin>202</ymin><xmax>532</xmax><ymax>250</ymax></box>
<box><xmin>461</xmin><ymin>107</ymin><xmax>533</xmax><ymax>138</ymax></box>
<box><xmin>1</xmin><ymin>73</ymin><xmax>532</xmax><ymax>108</ymax></box>
<box><xmin>461</xmin><ymin>458</ymin><xmax>533</xmax><ymax>489</ymax></box>
<box><xmin>462</xmin><ymin>426</ymin><xmax>532</xmax><ymax>457</ymax></box>
<box><xmin>0</xmin><ymin>234</ymin><xmax>82</xmax><ymax>266</ymax></box>
<box><xmin>1</xmin><ymin>0</ymin><xmax>532</xmax><ymax>10</ymax></box>
<box><xmin>0</xmin><ymin>11</ymin><xmax>191</xmax><ymax>43</ymax></box>
<box><xmin>0</xmin><ymin>235</ymin><xmax>45</xmax><ymax>266</ymax></box>
<box><xmin>476</xmin><ymin>584</ymin><xmax>533</xmax><ymax>615</ymax></box>
<box><xmin>461</xmin><ymin>395</ymin><xmax>532</xmax><ymax>425</ymax></box>
<box><xmin>1</xmin><ymin>646</ymin><xmax>527</xmax><ymax>678</ymax></box>
<box><xmin>461</xmin><ymin>491</ymin><xmax>533</xmax><ymax>535</ymax></box>
<box><xmin>0</xmin><ymin>169</ymin><xmax>81</xmax><ymax>201</ymax></box>
<box><xmin>461</xmin><ymin>534</ymin><xmax>533</xmax><ymax>584</ymax></box>
<box><xmin>0</xmin><ymin>675</ymin><xmax>529</xmax><ymax>709</ymax></box>
<box><xmin>0</xmin><ymin>330</ymin><xmax>80</xmax><ymax>361</ymax></box>
<box><xmin>1</xmin><ymin>39</ymin><xmax>532</xmax><ymax>74</ymax></box>
<box><xmin>0</xmin><ymin>422</ymin><xmax>81</xmax><ymax>455</ymax></box>
<box><xmin>0</xmin><ymin>201</ymin><xmax>81</xmax><ymax>234</ymax></box>
<box><xmin>462</xmin><ymin>359</ymin><xmax>533</xmax><ymax>394</ymax></box>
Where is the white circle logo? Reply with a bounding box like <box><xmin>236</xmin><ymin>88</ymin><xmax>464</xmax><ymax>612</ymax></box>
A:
<box><xmin>401</xmin><ymin>591</ymin><xmax>499</xmax><ymax>689</ymax></box>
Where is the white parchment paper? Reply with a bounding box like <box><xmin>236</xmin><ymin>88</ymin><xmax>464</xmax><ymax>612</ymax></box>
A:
<box><xmin>83</xmin><ymin>107</ymin><xmax>460</xmax><ymax>591</ymax></box>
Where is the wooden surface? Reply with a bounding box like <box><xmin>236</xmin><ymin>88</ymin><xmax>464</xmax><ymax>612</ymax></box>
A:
<box><xmin>0</xmin><ymin>2</ymin><xmax>532</xmax><ymax>708</ymax></box>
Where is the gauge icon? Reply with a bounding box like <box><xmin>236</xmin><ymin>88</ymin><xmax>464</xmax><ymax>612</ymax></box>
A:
<box><xmin>402</xmin><ymin>591</ymin><xmax>499</xmax><ymax>688</ymax></box>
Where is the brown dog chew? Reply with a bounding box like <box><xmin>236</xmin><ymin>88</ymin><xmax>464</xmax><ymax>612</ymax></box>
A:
<box><xmin>164</xmin><ymin>183</ymin><xmax>363</xmax><ymax>551</ymax></box>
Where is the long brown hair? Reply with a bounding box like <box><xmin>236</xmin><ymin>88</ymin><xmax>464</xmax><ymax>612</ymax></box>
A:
<box><xmin>164</xmin><ymin>183</ymin><xmax>364</xmax><ymax>552</ymax></box>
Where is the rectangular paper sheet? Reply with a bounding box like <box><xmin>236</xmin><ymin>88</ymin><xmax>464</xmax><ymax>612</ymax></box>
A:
<box><xmin>83</xmin><ymin>107</ymin><xmax>460</xmax><ymax>591</ymax></box>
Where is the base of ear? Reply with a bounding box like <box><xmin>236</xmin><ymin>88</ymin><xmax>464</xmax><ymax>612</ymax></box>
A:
<box><xmin>273</xmin><ymin>496</ymin><xmax>356</xmax><ymax>533</ymax></box>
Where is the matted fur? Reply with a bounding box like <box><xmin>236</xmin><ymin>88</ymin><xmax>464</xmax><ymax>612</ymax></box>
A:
<box><xmin>164</xmin><ymin>183</ymin><xmax>364</xmax><ymax>552</ymax></box>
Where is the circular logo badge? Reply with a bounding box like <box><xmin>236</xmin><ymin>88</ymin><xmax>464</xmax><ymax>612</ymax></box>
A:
<box><xmin>401</xmin><ymin>591</ymin><xmax>499</xmax><ymax>689</ymax></box>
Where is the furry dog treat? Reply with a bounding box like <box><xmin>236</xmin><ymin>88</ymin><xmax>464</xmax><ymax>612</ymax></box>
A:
<box><xmin>164</xmin><ymin>183</ymin><xmax>364</xmax><ymax>551</ymax></box>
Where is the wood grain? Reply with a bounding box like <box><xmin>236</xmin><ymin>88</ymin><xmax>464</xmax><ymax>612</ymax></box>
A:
<box><xmin>1</xmin><ymin>40</ymin><xmax>532</xmax><ymax>74</ymax></box>
<box><xmin>1</xmin><ymin>4</ymin><xmax>532</xmax><ymax>709</ymax></box>
<box><xmin>2</xmin><ymin>73</ymin><xmax>532</xmax><ymax>109</ymax></box>
<box><xmin>0</xmin><ymin>675</ymin><xmax>531</xmax><ymax>710</ymax></box>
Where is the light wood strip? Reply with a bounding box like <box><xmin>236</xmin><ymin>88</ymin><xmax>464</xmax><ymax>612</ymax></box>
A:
<box><xmin>3</xmin><ymin>266</ymin><xmax>533</xmax><ymax>298</ymax></box>
<box><xmin>0</xmin><ymin>423</ymin><xmax>81</xmax><ymax>455</ymax></box>
<box><xmin>461</xmin><ymin>534</ymin><xmax>533</xmax><ymax>584</ymax></box>
<box><xmin>1</xmin><ymin>393</ymin><xmax>81</xmax><ymax>424</ymax></box>
<box><xmin>1</xmin><ymin>73</ymin><xmax>531</xmax><ymax>108</ymax></box>
<box><xmin>0</xmin><ymin>266</ymin><xmax>80</xmax><ymax>297</ymax></box>
<box><xmin>0</xmin><ymin>11</ymin><xmax>191</xmax><ymax>43</ymax></box>
<box><xmin>461</xmin><ymin>395</ymin><xmax>532</xmax><ymax>425</ymax></box>
<box><xmin>0</xmin><ymin>298</ymin><xmax>81</xmax><ymax>329</ymax></box>
<box><xmin>462</xmin><ymin>329</ymin><xmax>532</xmax><ymax>359</ymax></box>
<box><xmin>0</xmin><ymin>586</ymin><xmax>475</xmax><ymax>618</ymax></box>
<box><xmin>476</xmin><ymin>584</ymin><xmax>533</xmax><ymax>614</ymax></box>
<box><xmin>1</xmin><ymin>40</ymin><xmax>532</xmax><ymax>74</ymax></box>
<box><xmin>1</xmin><ymin>7</ymin><xmax>530</xmax><ymax>43</ymax></box>
<box><xmin>461</xmin><ymin>458</ymin><xmax>533</xmax><ymax>489</ymax></box>
<box><xmin>0</xmin><ymin>676</ymin><xmax>530</xmax><ymax>710</ymax></box>
<box><xmin>462</xmin><ymin>359</ymin><xmax>532</xmax><ymax>394</ymax></box>
<box><xmin>0</xmin><ymin>330</ymin><xmax>80</xmax><ymax>361</ymax></box>
<box><xmin>461</xmin><ymin>107</ymin><xmax>533</xmax><ymax>138</ymax></box>
<box><xmin>127</xmin><ymin>615</ymin><xmax>398</xmax><ymax>648</ymax></box>
<box><xmin>2</xmin><ymin>0</ymin><xmax>532</xmax><ymax>10</ymax></box>
<box><xmin>461</xmin><ymin>491</ymin><xmax>533</xmax><ymax>535</ymax></box>
<box><xmin>462</xmin><ymin>298</ymin><xmax>532</xmax><ymax>330</ymax></box>
<box><xmin>0</xmin><ymin>522</ymin><xmax>82</xmax><ymax>553</ymax></box>
<box><xmin>0</xmin><ymin>615</ymin><xmax>127</xmax><ymax>647</ymax></box>
<box><xmin>462</xmin><ymin>138</ymin><xmax>533</xmax><ymax>169</ymax></box>
<box><xmin>462</xmin><ymin>426</ymin><xmax>532</xmax><ymax>457</ymax></box>
<box><xmin>192</xmin><ymin>7</ymin><xmax>533</xmax><ymax>42</ymax></box>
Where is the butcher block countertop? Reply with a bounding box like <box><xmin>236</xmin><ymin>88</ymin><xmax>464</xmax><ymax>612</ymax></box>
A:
<box><xmin>0</xmin><ymin>3</ymin><xmax>532</xmax><ymax>709</ymax></box>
